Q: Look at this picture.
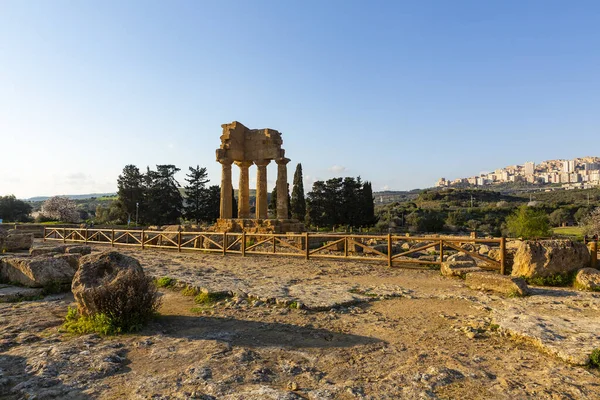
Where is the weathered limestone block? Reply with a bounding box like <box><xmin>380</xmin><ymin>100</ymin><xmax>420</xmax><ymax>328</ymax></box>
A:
<box><xmin>441</xmin><ymin>261</ymin><xmax>481</xmax><ymax>278</ymax></box>
<box><xmin>478</xmin><ymin>244</ymin><xmax>491</xmax><ymax>255</ymax></box>
<box><xmin>65</xmin><ymin>245</ymin><xmax>92</xmax><ymax>255</ymax></box>
<box><xmin>575</xmin><ymin>268</ymin><xmax>600</xmax><ymax>291</ymax></box>
<box><xmin>465</xmin><ymin>272</ymin><xmax>528</xmax><ymax>296</ymax></box>
<box><xmin>54</xmin><ymin>253</ymin><xmax>82</xmax><ymax>272</ymax></box>
<box><xmin>0</xmin><ymin>233</ymin><xmax>33</xmax><ymax>252</ymax></box>
<box><xmin>511</xmin><ymin>240</ymin><xmax>590</xmax><ymax>278</ymax></box>
<box><xmin>72</xmin><ymin>251</ymin><xmax>145</xmax><ymax>316</ymax></box>
<box><xmin>0</xmin><ymin>284</ymin><xmax>43</xmax><ymax>302</ymax></box>
<box><xmin>30</xmin><ymin>245</ymin><xmax>67</xmax><ymax>256</ymax></box>
<box><xmin>0</xmin><ymin>257</ymin><xmax>74</xmax><ymax>288</ymax></box>
<box><xmin>446</xmin><ymin>252</ymin><xmax>475</xmax><ymax>265</ymax></box>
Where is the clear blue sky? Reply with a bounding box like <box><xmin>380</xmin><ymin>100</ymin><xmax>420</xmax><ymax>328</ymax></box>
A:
<box><xmin>1</xmin><ymin>1</ymin><xmax>599</xmax><ymax>198</ymax></box>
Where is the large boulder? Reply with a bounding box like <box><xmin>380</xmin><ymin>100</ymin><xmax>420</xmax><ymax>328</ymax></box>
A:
<box><xmin>0</xmin><ymin>256</ymin><xmax>74</xmax><ymax>288</ymax></box>
<box><xmin>575</xmin><ymin>268</ymin><xmax>600</xmax><ymax>291</ymax></box>
<box><xmin>511</xmin><ymin>240</ymin><xmax>590</xmax><ymax>278</ymax></box>
<box><xmin>0</xmin><ymin>233</ymin><xmax>33</xmax><ymax>252</ymax></box>
<box><xmin>72</xmin><ymin>251</ymin><xmax>146</xmax><ymax>316</ymax></box>
<box><xmin>465</xmin><ymin>272</ymin><xmax>528</xmax><ymax>296</ymax></box>
<box><xmin>441</xmin><ymin>261</ymin><xmax>481</xmax><ymax>278</ymax></box>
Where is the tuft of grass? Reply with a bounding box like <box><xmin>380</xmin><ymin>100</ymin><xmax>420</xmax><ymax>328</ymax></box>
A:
<box><xmin>155</xmin><ymin>277</ymin><xmax>176</xmax><ymax>288</ymax></box>
<box><xmin>525</xmin><ymin>271</ymin><xmax>577</xmax><ymax>287</ymax></box>
<box><xmin>181</xmin><ymin>286</ymin><xmax>198</xmax><ymax>296</ymax></box>
<box><xmin>506</xmin><ymin>288</ymin><xmax>525</xmax><ymax>298</ymax></box>
<box><xmin>194</xmin><ymin>292</ymin><xmax>230</xmax><ymax>305</ymax></box>
<box><xmin>590</xmin><ymin>349</ymin><xmax>600</xmax><ymax>368</ymax></box>
<box><xmin>62</xmin><ymin>307</ymin><xmax>123</xmax><ymax>336</ymax></box>
<box><xmin>490</xmin><ymin>323</ymin><xmax>500</xmax><ymax>332</ymax></box>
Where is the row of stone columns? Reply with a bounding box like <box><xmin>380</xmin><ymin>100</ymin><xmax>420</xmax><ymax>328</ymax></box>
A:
<box><xmin>218</xmin><ymin>158</ymin><xmax>290</xmax><ymax>220</ymax></box>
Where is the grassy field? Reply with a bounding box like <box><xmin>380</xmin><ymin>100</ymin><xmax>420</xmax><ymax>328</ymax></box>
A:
<box><xmin>553</xmin><ymin>226</ymin><xmax>584</xmax><ymax>240</ymax></box>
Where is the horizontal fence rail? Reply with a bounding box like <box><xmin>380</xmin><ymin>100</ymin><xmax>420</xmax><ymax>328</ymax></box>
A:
<box><xmin>44</xmin><ymin>227</ymin><xmax>508</xmax><ymax>273</ymax></box>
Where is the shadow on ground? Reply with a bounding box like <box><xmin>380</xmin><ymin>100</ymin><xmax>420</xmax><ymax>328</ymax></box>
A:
<box><xmin>0</xmin><ymin>355</ymin><xmax>90</xmax><ymax>400</ymax></box>
<box><xmin>528</xmin><ymin>287</ymin><xmax>578</xmax><ymax>297</ymax></box>
<box><xmin>149</xmin><ymin>315</ymin><xmax>382</xmax><ymax>349</ymax></box>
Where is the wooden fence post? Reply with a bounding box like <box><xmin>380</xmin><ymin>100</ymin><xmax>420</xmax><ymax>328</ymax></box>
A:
<box><xmin>305</xmin><ymin>232</ymin><xmax>310</xmax><ymax>260</ymax></box>
<box><xmin>344</xmin><ymin>237</ymin><xmax>348</xmax><ymax>258</ymax></box>
<box><xmin>242</xmin><ymin>232</ymin><xmax>246</xmax><ymax>257</ymax></box>
<box><xmin>439</xmin><ymin>239</ymin><xmax>444</xmax><ymax>265</ymax></box>
<box><xmin>223</xmin><ymin>232</ymin><xmax>227</xmax><ymax>255</ymax></box>
<box><xmin>43</xmin><ymin>227</ymin><xmax>46</xmax><ymax>242</ymax></box>
<box><xmin>63</xmin><ymin>228</ymin><xmax>66</xmax><ymax>243</ymax></box>
<box><xmin>111</xmin><ymin>229</ymin><xmax>115</xmax><ymax>247</ymax></box>
<box><xmin>84</xmin><ymin>228</ymin><xmax>88</xmax><ymax>244</ymax></box>
<box><xmin>500</xmin><ymin>237</ymin><xmax>506</xmax><ymax>275</ymax></box>
<box><xmin>178</xmin><ymin>231</ymin><xmax>182</xmax><ymax>253</ymax></box>
<box><xmin>141</xmin><ymin>229</ymin><xmax>145</xmax><ymax>250</ymax></box>
<box><xmin>387</xmin><ymin>233</ymin><xmax>392</xmax><ymax>267</ymax></box>
<box><xmin>590</xmin><ymin>241</ymin><xmax>598</xmax><ymax>269</ymax></box>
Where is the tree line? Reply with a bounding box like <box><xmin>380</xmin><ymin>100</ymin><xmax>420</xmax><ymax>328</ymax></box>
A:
<box><xmin>104</xmin><ymin>162</ymin><xmax>375</xmax><ymax>229</ymax></box>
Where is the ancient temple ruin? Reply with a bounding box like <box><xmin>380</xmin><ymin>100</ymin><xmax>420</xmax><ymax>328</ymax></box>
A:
<box><xmin>215</xmin><ymin>121</ymin><xmax>304</xmax><ymax>233</ymax></box>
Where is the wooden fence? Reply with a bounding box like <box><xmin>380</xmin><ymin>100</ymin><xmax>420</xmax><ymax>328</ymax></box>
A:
<box><xmin>43</xmin><ymin>227</ymin><xmax>507</xmax><ymax>274</ymax></box>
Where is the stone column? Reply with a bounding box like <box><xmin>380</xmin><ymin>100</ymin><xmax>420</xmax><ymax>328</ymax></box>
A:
<box><xmin>275</xmin><ymin>158</ymin><xmax>290</xmax><ymax>219</ymax></box>
<box><xmin>255</xmin><ymin>160</ymin><xmax>270</xmax><ymax>219</ymax></box>
<box><xmin>235</xmin><ymin>161</ymin><xmax>253</xmax><ymax>219</ymax></box>
<box><xmin>219</xmin><ymin>159</ymin><xmax>233</xmax><ymax>219</ymax></box>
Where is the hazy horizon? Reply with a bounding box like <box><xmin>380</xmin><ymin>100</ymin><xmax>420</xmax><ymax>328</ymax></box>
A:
<box><xmin>2</xmin><ymin>1</ymin><xmax>599</xmax><ymax>199</ymax></box>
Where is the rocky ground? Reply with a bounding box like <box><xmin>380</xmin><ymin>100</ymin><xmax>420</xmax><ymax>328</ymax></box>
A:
<box><xmin>2</xmin><ymin>243</ymin><xmax>600</xmax><ymax>399</ymax></box>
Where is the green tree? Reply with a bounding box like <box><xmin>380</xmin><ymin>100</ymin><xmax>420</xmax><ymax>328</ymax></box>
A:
<box><xmin>183</xmin><ymin>165</ymin><xmax>209</xmax><ymax>222</ymax></box>
<box><xmin>201</xmin><ymin>185</ymin><xmax>220</xmax><ymax>223</ymax></box>
<box><xmin>548</xmin><ymin>208</ymin><xmax>570</xmax><ymax>227</ymax></box>
<box><xmin>117</xmin><ymin>165</ymin><xmax>144</xmax><ymax>223</ymax></box>
<box><xmin>506</xmin><ymin>205</ymin><xmax>552</xmax><ymax>239</ymax></box>
<box><xmin>580</xmin><ymin>207</ymin><xmax>600</xmax><ymax>237</ymax></box>
<box><xmin>0</xmin><ymin>195</ymin><xmax>32</xmax><ymax>222</ymax></box>
<box><xmin>290</xmin><ymin>163</ymin><xmax>306</xmax><ymax>221</ymax></box>
<box><xmin>360</xmin><ymin>181</ymin><xmax>375</xmax><ymax>226</ymax></box>
<box><xmin>231</xmin><ymin>187</ymin><xmax>238</xmax><ymax>219</ymax></box>
<box><xmin>269</xmin><ymin>188</ymin><xmax>277</xmax><ymax>218</ymax></box>
<box><xmin>145</xmin><ymin>165</ymin><xmax>183</xmax><ymax>225</ymax></box>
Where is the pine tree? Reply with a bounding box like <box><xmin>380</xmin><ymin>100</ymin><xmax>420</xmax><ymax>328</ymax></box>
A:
<box><xmin>145</xmin><ymin>165</ymin><xmax>183</xmax><ymax>225</ymax></box>
<box><xmin>290</xmin><ymin>163</ymin><xmax>306</xmax><ymax>221</ymax></box>
<box><xmin>183</xmin><ymin>165</ymin><xmax>209</xmax><ymax>222</ymax></box>
<box><xmin>117</xmin><ymin>165</ymin><xmax>144</xmax><ymax>223</ymax></box>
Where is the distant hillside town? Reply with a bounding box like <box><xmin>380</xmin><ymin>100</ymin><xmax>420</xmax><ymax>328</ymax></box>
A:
<box><xmin>437</xmin><ymin>156</ymin><xmax>600</xmax><ymax>190</ymax></box>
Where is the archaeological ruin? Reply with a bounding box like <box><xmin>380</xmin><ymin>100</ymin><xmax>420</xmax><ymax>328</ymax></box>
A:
<box><xmin>214</xmin><ymin>121</ymin><xmax>304</xmax><ymax>233</ymax></box>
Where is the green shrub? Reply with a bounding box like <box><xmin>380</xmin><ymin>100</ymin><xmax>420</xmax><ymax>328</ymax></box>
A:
<box><xmin>590</xmin><ymin>348</ymin><xmax>600</xmax><ymax>368</ymax></box>
<box><xmin>156</xmin><ymin>276</ymin><xmax>176</xmax><ymax>288</ymax></box>
<box><xmin>194</xmin><ymin>292</ymin><xmax>230</xmax><ymax>305</ymax></box>
<box><xmin>66</xmin><ymin>270</ymin><xmax>161</xmax><ymax>334</ymax></box>
<box><xmin>181</xmin><ymin>286</ymin><xmax>198</xmax><ymax>296</ymax></box>
<box><xmin>525</xmin><ymin>271</ymin><xmax>577</xmax><ymax>287</ymax></box>
<box><xmin>506</xmin><ymin>205</ymin><xmax>552</xmax><ymax>239</ymax></box>
<box><xmin>62</xmin><ymin>307</ymin><xmax>122</xmax><ymax>335</ymax></box>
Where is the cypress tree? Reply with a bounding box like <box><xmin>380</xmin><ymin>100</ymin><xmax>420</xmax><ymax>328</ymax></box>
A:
<box><xmin>360</xmin><ymin>181</ymin><xmax>375</xmax><ymax>227</ymax></box>
<box><xmin>290</xmin><ymin>163</ymin><xmax>306</xmax><ymax>221</ymax></box>
<box><xmin>269</xmin><ymin>188</ymin><xmax>277</xmax><ymax>218</ymax></box>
